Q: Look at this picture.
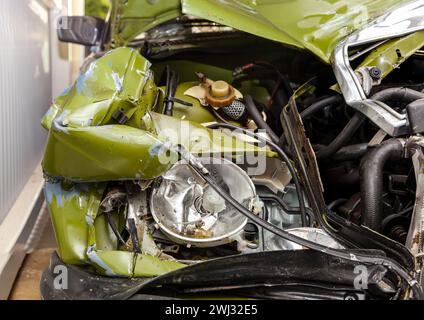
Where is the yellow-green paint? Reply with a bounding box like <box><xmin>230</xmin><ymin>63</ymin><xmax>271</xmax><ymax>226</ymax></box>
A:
<box><xmin>45</xmin><ymin>180</ymin><xmax>106</xmax><ymax>265</ymax></box>
<box><xmin>42</xmin><ymin>47</ymin><xmax>274</xmax><ymax>275</ymax></box>
<box><xmin>358</xmin><ymin>31</ymin><xmax>424</xmax><ymax>79</ymax></box>
<box><xmin>168</xmin><ymin>81</ymin><xmax>217</xmax><ymax>123</ymax></box>
<box><xmin>90</xmin><ymin>251</ymin><xmax>185</xmax><ymax>277</ymax></box>
<box><xmin>42</xmin><ymin>47</ymin><xmax>273</xmax><ymax>182</ymax></box>
<box><xmin>110</xmin><ymin>0</ymin><xmax>412</xmax><ymax>63</ymax></box>
<box><xmin>330</xmin><ymin>31</ymin><xmax>424</xmax><ymax>93</ymax></box>
<box><xmin>45</xmin><ymin>180</ymin><xmax>185</xmax><ymax>277</ymax></box>
<box><xmin>110</xmin><ymin>0</ymin><xmax>182</xmax><ymax>47</ymax></box>
<box><xmin>45</xmin><ymin>0</ymin><xmax>424</xmax><ymax>280</ymax></box>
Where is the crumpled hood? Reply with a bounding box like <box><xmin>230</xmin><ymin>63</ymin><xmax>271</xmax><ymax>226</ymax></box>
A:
<box><xmin>110</xmin><ymin>0</ymin><xmax>411</xmax><ymax>63</ymax></box>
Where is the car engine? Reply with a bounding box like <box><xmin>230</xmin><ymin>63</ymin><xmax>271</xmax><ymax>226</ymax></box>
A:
<box><xmin>41</xmin><ymin>15</ymin><xmax>424</xmax><ymax>300</ymax></box>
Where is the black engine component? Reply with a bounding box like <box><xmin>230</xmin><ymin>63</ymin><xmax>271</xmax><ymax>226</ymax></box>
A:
<box><xmin>407</xmin><ymin>98</ymin><xmax>424</xmax><ymax>134</ymax></box>
<box><xmin>360</xmin><ymin>139</ymin><xmax>405</xmax><ymax>232</ymax></box>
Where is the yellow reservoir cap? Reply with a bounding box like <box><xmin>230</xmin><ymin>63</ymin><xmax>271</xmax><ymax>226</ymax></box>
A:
<box><xmin>211</xmin><ymin>80</ymin><xmax>231</xmax><ymax>98</ymax></box>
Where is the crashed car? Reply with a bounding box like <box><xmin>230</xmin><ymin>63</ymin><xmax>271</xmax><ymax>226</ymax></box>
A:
<box><xmin>41</xmin><ymin>0</ymin><xmax>424</xmax><ymax>300</ymax></box>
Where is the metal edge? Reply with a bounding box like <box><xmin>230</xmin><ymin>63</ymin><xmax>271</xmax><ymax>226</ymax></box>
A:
<box><xmin>332</xmin><ymin>0</ymin><xmax>424</xmax><ymax>136</ymax></box>
<box><xmin>0</xmin><ymin>164</ymin><xmax>45</xmax><ymax>300</ymax></box>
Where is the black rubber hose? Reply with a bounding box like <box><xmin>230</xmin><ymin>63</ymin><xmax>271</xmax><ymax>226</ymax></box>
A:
<box><xmin>163</xmin><ymin>67</ymin><xmax>178</xmax><ymax>116</ymax></box>
<box><xmin>372</xmin><ymin>87</ymin><xmax>424</xmax><ymax>103</ymax></box>
<box><xmin>360</xmin><ymin>139</ymin><xmax>405</xmax><ymax>232</ymax></box>
<box><xmin>244</xmin><ymin>95</ymin><xmax>280</xmax><ymax>144</ymax></box>
<box><xmin>301</xmin><ymin>95</ymin><xmax>344</xmax><ymax>119</ymax></box>
<box><xmin>179</xmin><ymin>146</ymin><xmax>423</xmax><ymax>299</ymax></box>
<box><xmin>332</xmin><ymin>143</ymin><xmax>369</xmax><ymax>162</ymax></box>
<box><xmin>207</xmin><ymin>123</ymin><xmax>307</xmax><ymax>227</ymax></box>
<box><xmin>327</xmin><ymin>198</ymin><xmax>348</xmax><ymax>211</ymax></box>
<box><xmin>261</xmin><ymin>79</ymin><xmax>289</xmax><ymax>137</ymax></box>
<box><xmin>313</xmin><ymin>89</ymin><xmax>424</xmax><ymax>161</ymax></box>
<box><xmin>249</xmin><ymin>62</ymin><xmax>294</xmax><ymax>97</ymax></box>
<box><xmin>316</xmin><ymin>112</ymin><xmax>366</xmax><ymax>160</ymax></box>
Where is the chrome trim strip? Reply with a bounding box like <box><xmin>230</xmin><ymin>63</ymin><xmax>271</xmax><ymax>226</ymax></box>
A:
<box><xmin>332</xmin><ymin>1</ymin><xmax>424</xmax><ymax>136</ymax></box>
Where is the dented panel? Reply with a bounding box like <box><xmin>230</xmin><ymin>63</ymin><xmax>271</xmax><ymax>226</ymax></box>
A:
<box><xmin>110</xmin><ymin>0</ymin><xmax>412</xmax><ymax>63</ymax></box>
<box><xmin>45</xmin><ymin>180</ymin><xmax>106</xmax><ymax>265</ymax></box>
<box><xmin>42</xmin><ymin>47</ymin><xmax>271</xmax><ymax>182</ymax></box>
<box><xmin>39</xmin><ymin>0</ymin><xmax>424</xmax><ymax>300</ymax></box>
<box><xmin>42</xmin><ymin>46</ymin><xmax>273</xmax><ymax>278</ymax></box>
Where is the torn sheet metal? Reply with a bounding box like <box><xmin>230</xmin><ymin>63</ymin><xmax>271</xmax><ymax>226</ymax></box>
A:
<box><xmin>42</xmin><ymin>47</ymin><xmax>271</xmax><ymax>182</ymax></box>
<box><xmin>45</xmin><ymin>180</ymin><xmax>185</xmax><ymax>277</ymax></box>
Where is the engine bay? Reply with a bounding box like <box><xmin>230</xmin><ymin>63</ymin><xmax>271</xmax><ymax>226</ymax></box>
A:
<box><xmin>41</xmin><ymin>16</ymin><xmax>424</xmax><ymax>299</ymax></box>
<box><xmin>89</xmin><ymin>66</ymin><xmax>323</xmax><ymax>263</ymax></box>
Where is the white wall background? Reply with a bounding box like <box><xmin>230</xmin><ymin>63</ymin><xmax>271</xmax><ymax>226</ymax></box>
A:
<box><xmin>0</xmin><ymin>0</ymin><xmax>52</xmax><ymax>224</ymax></box>
<box><xmin>0</xmin><ymin>0</ymin><xmax>85</xmax><ymax>224</ymax></box>
<box><xmin>0</xmin><ymin>0</ymin><xmax>87</xmax><ymax>299</ymax></box>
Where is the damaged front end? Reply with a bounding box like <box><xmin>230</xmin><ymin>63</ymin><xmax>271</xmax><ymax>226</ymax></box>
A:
<box><xmin>41</xmin><ymin>1</ymin><xmax>424</xmax><ymax>300</ymax></box>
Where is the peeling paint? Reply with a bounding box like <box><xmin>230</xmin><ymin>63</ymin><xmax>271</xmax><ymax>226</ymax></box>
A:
<box><xmin>85</xmin><ymin>214</ymin><xmax>95</xmax><ymax>227</ymax></box>
<box><xmin>111</xmin><ymin>72</ymin><xmax>124</xmax><ymax>93</ymax></box>
<box><xmin>42</xmin><ymin>44</ymin><xmax>273</xmax><ymax>278</ymax></box>
<box><xmin>87</xmin><ymin>246</ymin><xmax>117</xmax><ymax>277</ymax></box>
<box><xmin>44</xmin><ymin>181</ymin><xmax>84</xmax><ymax>208</ymax></box>
<box><xmin>149</xmin><ymin>141</ymin><xmax>166</xmax><ymax>157</ymax></box>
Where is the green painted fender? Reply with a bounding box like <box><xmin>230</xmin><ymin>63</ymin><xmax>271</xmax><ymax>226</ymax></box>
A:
<box><xmin>45</xmin><ymin>180</ymin><xmax>185</xmax><ymax>277</ymax></box>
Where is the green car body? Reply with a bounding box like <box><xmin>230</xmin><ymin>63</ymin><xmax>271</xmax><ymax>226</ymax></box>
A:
<box><xmin>110</xmin><ymin>0</ymin><xmax>412</xmax><ymax>63</ymax></box>
<box><xmin>42</xmin><ymin>0</ymin><xmax>424</xmax><ymax>280</ymax></box>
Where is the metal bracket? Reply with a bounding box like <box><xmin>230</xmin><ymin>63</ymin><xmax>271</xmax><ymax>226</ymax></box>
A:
<box><xmin>332</xmin><ymin>1</ymin><xmax>424</xmax><ymax>137</ymax></box>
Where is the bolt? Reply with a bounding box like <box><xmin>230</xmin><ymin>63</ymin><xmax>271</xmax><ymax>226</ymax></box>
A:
<box><xmin>369</xmin><ymin>67</ymin><xmax>382</xmax><ymax>80</ymax></box>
